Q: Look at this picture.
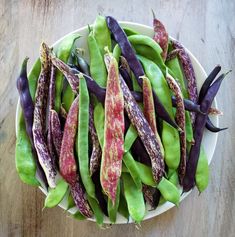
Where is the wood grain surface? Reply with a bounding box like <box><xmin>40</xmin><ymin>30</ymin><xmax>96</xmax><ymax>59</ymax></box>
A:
<box><xmin>0</xmin><ymin>0</ymin><xmax>234</xmax><ymax>236</ymax></box>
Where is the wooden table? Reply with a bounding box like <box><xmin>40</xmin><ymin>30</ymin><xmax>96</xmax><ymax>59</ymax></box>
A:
<box><xmin>0</xmin><ymin>0</ymin><xmax>234</xmax><ymax>236</ymax></box>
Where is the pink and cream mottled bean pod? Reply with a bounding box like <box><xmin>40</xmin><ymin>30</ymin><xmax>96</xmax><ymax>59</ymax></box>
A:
<box><xmin>104</xmin><ymin>54</ymin><xmax>165</xmax><ymax>183</ymax></box>
<box><xmin>101</xmin><ymin>54</ymin><xmax>125</xmax><ymax>205</ymax></box>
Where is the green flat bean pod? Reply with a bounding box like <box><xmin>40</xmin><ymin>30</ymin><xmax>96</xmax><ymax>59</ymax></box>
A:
<box><xmin>62</xmin><ymin>83</ymin><xmax>75</xmax><ymax>112</ymax></box>
<box><xmin>123</xmin><ymin>27</ymin><xmax>139</xmax><ymax>36</ymax></box>
<box><xmin>118</xmin><ymin>188</ymin><xmax>129</xmax><ymax>221</ymax></box>
<box><xmin>138</xmin><ymin>55</ymin><xmax>180</xmax><ymax>170</ymax></box>
<box><xmin>122</xmin><ymin>173</ymin><xmax>145</xmax><ymax>223</ymax></box>
<box><xmin>15</xmin><ymin>119</ymin><xmax>40</xmax><ymax>186</ymax></box>
<box><xmin>67</xmin><ymin>191</ymin><xmax>76</xmax><ymax>210</ymax></box>
<box><xmin>44</xmin><ymin>179</ymin><xmax>69</xmax><ymax>208</ymax></box>
<box><xmin>124</xmin><ymin>124</ymin><xmax>138</xmax><ymax>152</ymax></box>
<box><xmin>157</xmin><ymin>177</ymin><xmax>180</xmax><ymax>206</ymax></box>
<box><xmin>93</xmin><ymin>15</ymin><xmax>112</xmax><ymax>56</ymax></box>
<box><xmin>72</xmin><ymin>211</ymin><xmax>86</xmax><ymax>220</ymax></box>
<box><xmin>195</xmin><ymin>147</ymin><xmax>209</xmax><ymax>193</ymax></box>
<box><xmin>88</xmin><ymin>33</ymin><xmax>107</xmax><ymax>87</ymax></box>
<box><xmin>87</xmin><ymin>196</ymin><xmax>104</xmax><ymax>226</ymax></box>
<box><xmin>78</xmin><ymin>75</ymin><xmax>96</xmax><ymax>200</ymax></box>
<box><xmin>16</xmin><ymin>59</ymin><xmax>42</xmax><ymax>186</ymax></box>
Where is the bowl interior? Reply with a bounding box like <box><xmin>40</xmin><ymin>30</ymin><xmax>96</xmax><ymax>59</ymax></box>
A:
<box><xmin>15</xmin><ymin>21</ymin><xmax>218</xmax><ymax>224</ymax></box>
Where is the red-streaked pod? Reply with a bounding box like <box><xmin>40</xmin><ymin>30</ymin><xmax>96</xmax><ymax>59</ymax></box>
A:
<box><xmin>70</xmin><ymin>178</ymin><xmax>93</xmax><ymax>218</ymax></box>
<box><xmin>32</xmin><ymin>42</ymin><xmax>57</xmax><ymax>188</ymax></box>
<box><xmin>50</xmin><ymin>110</ymin><xmax>63</xmax><ymax>157</ymax></box>
<box><xmin>59</xmin><ymin>96</ymin><xmax>79</xmax><ymax>185</ymax></box>
<box><xmin>152</xmin><ymin>10</ymin><xmax>169</xmax><ymax>61</ymax></box>
<box><xmin>172</xmin><ymin>40</ymin><xmax>198</xmax><ymax>123</ymax></box>
<box><xmin>166</xmin><ymin>72</ymin><xmax>186</xmax><ymax>183</ymax></box>
<box><xmin>101</xmin><ymin>55</ymin><xmax>125</xmax><ymax>205</ymax></box>
<box><xmin>89</xmin><ymin>105</ymin><xmax>102</xmax><ymax>176</ymax></box>
<box><xmin>104</xmin><ymin>53</ymin><xmax>164</xmax><ymax>183</ymax></box>
<box><xmin>142</xmin><ymin>76</ymin><xmax>164</xmax><ymax>156</ymax></box>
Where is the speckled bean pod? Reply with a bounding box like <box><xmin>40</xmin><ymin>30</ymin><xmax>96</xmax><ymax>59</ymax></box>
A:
<box><xmin>172</xmin><ymin>40</ymin><xmax>198</xmax><ymax>124</ymax></box>
<box><xmin>166</xmin><ymin>72</ymin><xmax>186</xmax><ymax>183</ymax></box>
<box><xmin>32</xmin><ymin>42</ymin><xmax>57</xmax><ymax>188</ymax></box>
<box><xmin>70</xmin><ymin>178</ymin><xmax>93</xmax><ymax>218</ymax></box>
<box><xmin>89</xmin><ymin>105</ymin><xmax>102</xmax><ymax>176</ymax></box>
<box><xmin>50</xmin><ymin>110</ymin><xmax>63</xmax><ymax>157</ymax></box>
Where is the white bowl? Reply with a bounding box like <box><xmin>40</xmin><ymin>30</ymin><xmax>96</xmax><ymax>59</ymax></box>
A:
<box><xmin>16</xmin><ymin>21</ymin><xmax>218</xmax><ymax>224</ymax></box>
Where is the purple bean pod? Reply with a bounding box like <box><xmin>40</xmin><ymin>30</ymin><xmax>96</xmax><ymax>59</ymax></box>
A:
<box><xmin>106</xmin><ymin>15</ymin><xmax>179</xmax><ymax>130</ymax></box>
<box><xmin>206</xmin><ymin>117</ymin><xmax>228</xmax><ymax>132</ymax></box>
<box><xmin>198</xmin><ymin>65</ymin><xmax>221</xmax><ymax>103</ymax></box>
<box><xmin>32</xmin><ymin>43</ymin><xmax>57</xmax><ymax>188</ymax></box>
<box><xmin>17</xmin><ymin>57</ymin><xmax>34</xmax><ymax>145</ymax></box>
<box><xmin>183</xmin><ymin>73</ymin><xmax>226</xmax><ymax>192</ymax></box>
<box><xmin>16</xmin><ymin>57</ymin><xmax>48</xmax><ymax>187</ymax></box>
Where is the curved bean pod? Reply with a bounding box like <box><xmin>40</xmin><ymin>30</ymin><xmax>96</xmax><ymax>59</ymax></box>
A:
<box><xmin>172</xmin><ymin>40</ymin><xmax>198</xmax><ymax>124</ymax></box>
<box><xmin>59</xmin><ymin>96</ymin><xmax>79</xmax><ymax>184</ymax></box>
<box><xmin>205</xmin><ymin>117</ymin><xmax>228</xmax><ymax>132</ymax></box>
<box><xmin>54</xmin><ymin>33</ymin><xmax>80</xmax><ymax>112</ymax></box>
<box><xmin>198</xmin><ymin>65</ymin><xmax>221</xmax><ymax>103</ymax></box>
<box><xmin>142</xmin><ymin>76</ymin><xmax>164</xmax><ymax>156</ymax></box>
<box><xmin>32</xmin><ymin>42</ymin><xmax>57</xmax><ymax>188</ymax></box>
<box><xmin>166</xmin><ymin>72</ymin><xmax>186</xmax><ymax>184</ymax></box>
<box><xmin>122</xmin><ymin>173</ymin><xmax>145</xmax><ymax>223</ymax></box>
<box><xmin>71</xmin><ymin>179</ymin><xmax>93</xmax><ymax>218</ymax></box>
<box><xmin>183</xmin><ymin>73</ymin><xmax>227</xmax><ymax>192</ymax></box>
<box><xmin>195</xmin><ymin>147</ymin><xmax>209</xmax><ymax>193</ymax></box>
<box><xmin>44</xmin><ymin>179</ymin><xmax>68</xmax><ymax>208</ymax></box>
